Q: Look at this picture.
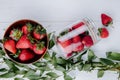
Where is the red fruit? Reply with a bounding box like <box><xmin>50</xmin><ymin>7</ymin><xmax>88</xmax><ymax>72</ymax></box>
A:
<box><xmin>59</xmin><ymin>39</ymin><xmax>72</xmax><ymax>48</ymax></box>
<box><xmin>33</xmin><ymin>30</ymin><xmax>46</xmax><ymax>40</ymax></box>
<box><xmin>98</xmin><ymin>27</ymin><xmax>109</xmax><ymax>38</ymax></box>
<box><xmin>73</xmin><ymin>44</ymin><xmax>84</xmax><ymax>52</ymax></box>
<box><xmin>66</xmin><ymin>53</ymin><xmax>73</xmax><ymax>58</ymax></box>
<box><xmin>82</xmin><ymin>35</ymin><xmax>93</xmax><ymax>47</ymax></box>
<box><xmin>19</xmin><ymin>49</ymin><xmax>34</xmax><ymax>61</ymax></box>
<box><xmin>72</xmin><ymin>22</ymin><xmax>84</xmax><ymax>30</ymax></box>
<box><xmin>72</xmin><ymin>35</ymin><xmax>81</xmax><ymax>43</ymax></box>
<box><xmin>16</xmin><ymin>35</ymin><xmax>31</xmax><ymax>49</ymax></box>
<box><xmin>33</xmin><ymin>45</ymin><xmax>46</xmax><ymax>55</ymax></box>
<box><xmin>22</xmin><ymin>25</ymin><xmax>28</xmax><ymax>34</ymax></box>
<box><xmin>10</xmin><ymin>29</ymin><xmax>23</xmax><ymax>41</ymax></box>
<box><xmin>22</xmin><ymin>23</ymin><xmax>33</xmax><ymax>34</ymax></box>
<box><xmin>4</xmin><ymin>39</ymin><xmax>17</xmax><ymax>54</ymax></box>
<box><xmin>101</xmin><ymin>13</ymin><xmax>113</xmax><ymax>26</ymax></box>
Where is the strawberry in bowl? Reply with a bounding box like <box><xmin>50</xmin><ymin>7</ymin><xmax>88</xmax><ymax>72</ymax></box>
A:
<box><xmin>2</xmin><ymin>19</ymin><xmax>48</xmax><ymax>64</ymax></box>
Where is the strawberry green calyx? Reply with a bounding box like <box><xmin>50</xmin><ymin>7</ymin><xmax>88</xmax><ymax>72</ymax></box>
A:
<box><xmin>10</xmin><ymin>29</ymin><xmax>23</xmax><ymax>41</ymax></box>
<box><xmin>35</xmin><ymin>25</ymin><xmax>46</xmax><ymax>34</ymax></box>
<box><xmin>26</xmin><ymin>23</ymin><xmax>34</xmax><ymax>32</ymax></box>
<box><xmin>36</xmin><ymin>41</ymin><xmax>45</xmax><ymax>50</ymax></box>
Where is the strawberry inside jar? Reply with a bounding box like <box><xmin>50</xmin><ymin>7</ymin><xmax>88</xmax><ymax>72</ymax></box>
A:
<box><xmin>56</xmin><ymin>18</ymin><xmax>99</xmax><ymax>58</ymax></box>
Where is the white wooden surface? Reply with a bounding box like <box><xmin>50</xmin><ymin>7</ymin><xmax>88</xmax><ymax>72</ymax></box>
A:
<box><xmin>0</xmin><ymin>0</ymin><xmax>120</xmax><ymax>80</ymax></box>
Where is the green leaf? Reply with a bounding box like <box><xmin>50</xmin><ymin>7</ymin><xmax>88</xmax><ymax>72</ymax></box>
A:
<box><xmin>55</xmin><ymin>65</ymin><xmax>66</xmax><ymax>72</ymax></box>
<box><xmin>64</xmin><ymin>74</ymin><xmax>72</xmax><ymax>80</ymax></box>
<box><xmin>83</xmin><ymin>63</ymin><xmax>91</xmax><ymax>71</ymax></box>
<box><xmin>46</xmin><ymin>72</ymin><xmax>59</xmax><ymax>78</ymax></box>
<box><xmin>56</xmin><ymin>57</ymin><xmax>67</xmax><ymax>65</ymax></box>
<box><xmin>100</xmin><ymin>58</ymin><xmax>114</xmax><ymax>65</ymax></box>
<box><xmin>43</xmin><ymin>51</ymin><xmax>51</xmax><ymax>60</ymax></box>
<box><xmin>0</xmin><ymin>68</ymin><xmax>8</xmax><ymax>72</ymax></box>
<box><xmin>0</xmin><ymin>72</ymin><xmax>15</xmax><ymax>78</ymax></box>
<box><xmin>14</xmin><ymin>78</ymin><xmax>24</xmax><ymax>80</ymax></box>
<box><xmin>15</xmin><ymin>70</ymin><xmax>27</xmax><ymax>74</ymax></box>
<box><xmin>4</xmin><ymin>59</ymin><xmax>19</xmax><ymax>72</ymax></box>
<box><xmin>77</xmin><ymin>63</ymin><xmax>84</xmax><ymax>71</ymax></box>
<box><xmin>88</xmin><ymin>49</ymin><xmax>97</xmax><ymax>61</ymax></box>
<box><xmin>33</xmin><ymin>62</ymin><xmax>46</xmax><ymax>67</ymax></box>
<box><xmin>97</xmin><ymin>70</ymin><xmax>104</xmax><ymax>78</ymax></box>
<box><xmin>48</xmin><ymin>39</ymin><xmax>55</xmax><ymax>49</ymax></box>
<box><xmin>24</xmin><ymin>70</ymin><xmax>36</xmax><ymax>77</ymax></box>
<box><xmin>77</xmin><ymin>50</ymin><xmax>88</xmax><ymax>61</ymax></box>
<box><xmin>107</xmin><ymin>52</ymin><xmax>120</xmax><ymax>61</ymax></box>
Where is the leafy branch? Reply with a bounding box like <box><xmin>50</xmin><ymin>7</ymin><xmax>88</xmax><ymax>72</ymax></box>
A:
<box><xmin>0</xmin><ymin>33</ymin><xmax>120</xmax><ymax>80</ymax></box>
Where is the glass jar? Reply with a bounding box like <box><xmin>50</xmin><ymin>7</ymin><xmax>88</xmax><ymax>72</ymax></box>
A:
<box><xmin>55</xmin><ymin>18</ymin><xmax>100</xmax><ymax>59</ymax></box>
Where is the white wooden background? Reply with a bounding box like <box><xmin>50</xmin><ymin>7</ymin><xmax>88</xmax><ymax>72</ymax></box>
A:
<box><xmin>0</xmin><ymin>0</ymin><xmax>120</xmax><ymax>80</ymax></box>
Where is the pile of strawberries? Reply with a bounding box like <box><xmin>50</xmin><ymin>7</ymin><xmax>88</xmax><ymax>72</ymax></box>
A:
<box><xmin>57</xmin><ymin>13</ymin><xmax>113</xmax><ymax>58</ymax></box>
<box><xmin>3</xmin><ymin>22</ymin><xmax>47</xmax><ymax>62</ymax></box>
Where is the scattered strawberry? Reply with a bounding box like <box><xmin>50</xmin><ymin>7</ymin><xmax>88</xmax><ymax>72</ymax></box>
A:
<box><xmin>82</xmin><ymin>35</ymin><xmax>93</xmax><ymax>47</ymax></box>
<box><xmin>16</xmin><ymin>35</ymin><xmax>31</xmax><ymax>49</ymax></box>
<box><xmin>72</xmin><ymin>35</ymin><xmax>81</xmax><ymax>43</ymax></box>
<box><xmin>59</xmin><ymin>39</ymin><xmax>72</xmax><ymax>48</ymax></box>
<box><xmin>101</xmin><ymin>13</ymin><xmax>113</xmax><ymax>26</ymax></box>
<box><xmin>22</xmin><ymin>23</ymin><xmax>33</xmax><ymax>34</ymax></box>
<box><xmin>19</xmin><ymin>49</ymin><xmax>34</xmax><ymax>61</ymax></box>
<box><xmin>32</xmin><ymin>42</ymin><xmax>46</xmax><ymax>55</ymax></box>
<box><xmin>98</xmin><ymin>27</ymin><xmax>109</xmax><ymax>38</ymax></box>
<box><xmin>33</xmin><ymin>25</ymin><xmax>46</xmax><ymax>40</ymax></box>
<box><xmin>10</xmin><ymin>29</ymin><xmax>23</xmax><ymax>41</ymax></box>
<box><xmin>66</xmin><ymin>53</ymin><xmax>73</xmax><ymax>58</ymax></box>
<box><xmin>4</xmin><ymin>39</ymin><xmax>17</xmax><ymax>54</ymax></box>
<box><xmin>72</xmin><ymin>22</ymin><xmax>84</xmax><ymax>30</ymax></box>
<box><xmin>73</xmin><ymin>43</ymin><xmax>84</xmax><ymax>52</ymax></box>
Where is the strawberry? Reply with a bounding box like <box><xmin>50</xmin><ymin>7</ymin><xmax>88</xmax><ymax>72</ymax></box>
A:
<box><xmin>19</xmin><ymin>49</ymin><xmax>34</xmax><ymax>61</ymax></box>
<box><xmin>101</xmin><ymin>13</ymin><xmax>113</xmax><ymax>26</ymax></box>
<box><xmin>22</xmin><ymin>23</ymin><xmax>33</xmax><ymax>34</ymax></box>
<box><xmin>16</xmin><ymin>35</ymin><xmax>31</xmax><ymax>49</ymax></box>
<box><xmin>72</xmin><ymin>35</ymin><xmax>81</xmax><ymax>43</ymax></box>
<box><xmin>10</xmin><ymin>29</ymin><xmax>23</xmax><ymax>41</ymax></box>
<box><xmin>59</xmin><ymin>39</ymin><xmax>72</xmax><ymax>48</ymax></box>
<box><xmin>4</xmin><ymin>39</ymin><xmax>17</xmax><ymax>54</ymax></box>
<box><xmin>33</xmin><ymin>25</ymin><xmax>46</xmax><ymax>40</ymax></box>
<box><xmin>72</xmin><ymin>22</ymin><xmax>84</xmax><ymax>30</ymax></box>
<box><xmin>82</xmin><ymin>35</ymin><xmax>93</xmax><ymax>47</ymax></box>
<box><xmin>73</xmin><ymin>43</ymin><xmax>84</xmax><ymax>52</ymax></box>
<box><xmin>98</xmin><ymin>27</ymin><xmax>109</xmax><ymax>38</ymax></box>
<box><xmin>32</xmin><ymin>42</ymin><xmax>46</xmax><ymax>55</ymax></box>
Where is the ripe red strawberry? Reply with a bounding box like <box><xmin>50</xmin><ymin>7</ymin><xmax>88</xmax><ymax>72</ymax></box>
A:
<box><xmin>33</xmin><ymin>30</ymin><xmax>46</xmax><ymax>40</ymax></box>
<box><xmin>19</xmin><ymin>49</ymin><xmax>34</xmax><ymax>61</ymax></box>
<box><xmin>72</xmin><ymin>35</ymin><xmax>81</xmax><ymax>43</ymax></box>
<box><xmin>10</xmin><ymin>29</ymin><xmax>23</xmax><ymax>41</ymax></box>
<box><xmin>59</xmin><ymin>39</ymin><xmax>72</xmax><ymax>48</ymax></box>
<box><xmin>72</xmin><ymin>22</ymin><xmax>84</xmax><ymax>30</ymax></box>
<box><xmin>33</xmin><ymin>25</ymin><xmax>46</xmax><ymax>40</ymax></box>
<box><xmin>32</xmin><ymin>42</ymin><xmax>46</xmax><ymax>55</ymax></box>
<box><xmin>16</xmin><ymin>35</ymin><xmax>31</xmax><ymax>49</ymax></box>
<box><xmin>22</xmin><ymin>23</ymin><xmax>33</xmax><ymax>34</ymax></box>
<box><xmin>22</xmin><ymin>25</ymin><xmax>28</xmax><ymax>34</ymax></box>
<box><xmin>98</xmin><ymin>27</ymin><xmax>109</xmax><ymax>38</ymax></box>
<box><xmin>73</xmin><ymin>43</ymin><xmax>84</xmax><ymax>52</ymax></box>
<box><xmin>4</xmin><ymin>39</ymin><xmax>17</xmax><ymax>54</ymax></box>
<box><xmin>82</xmin><ymin>35</ymin><xmax>93</xmax><ymax>47</ymax></box>
<box><xmin>101</xmin><ymin>13</ymin><xmax>113</xmax><ymax>26</ymax></box>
